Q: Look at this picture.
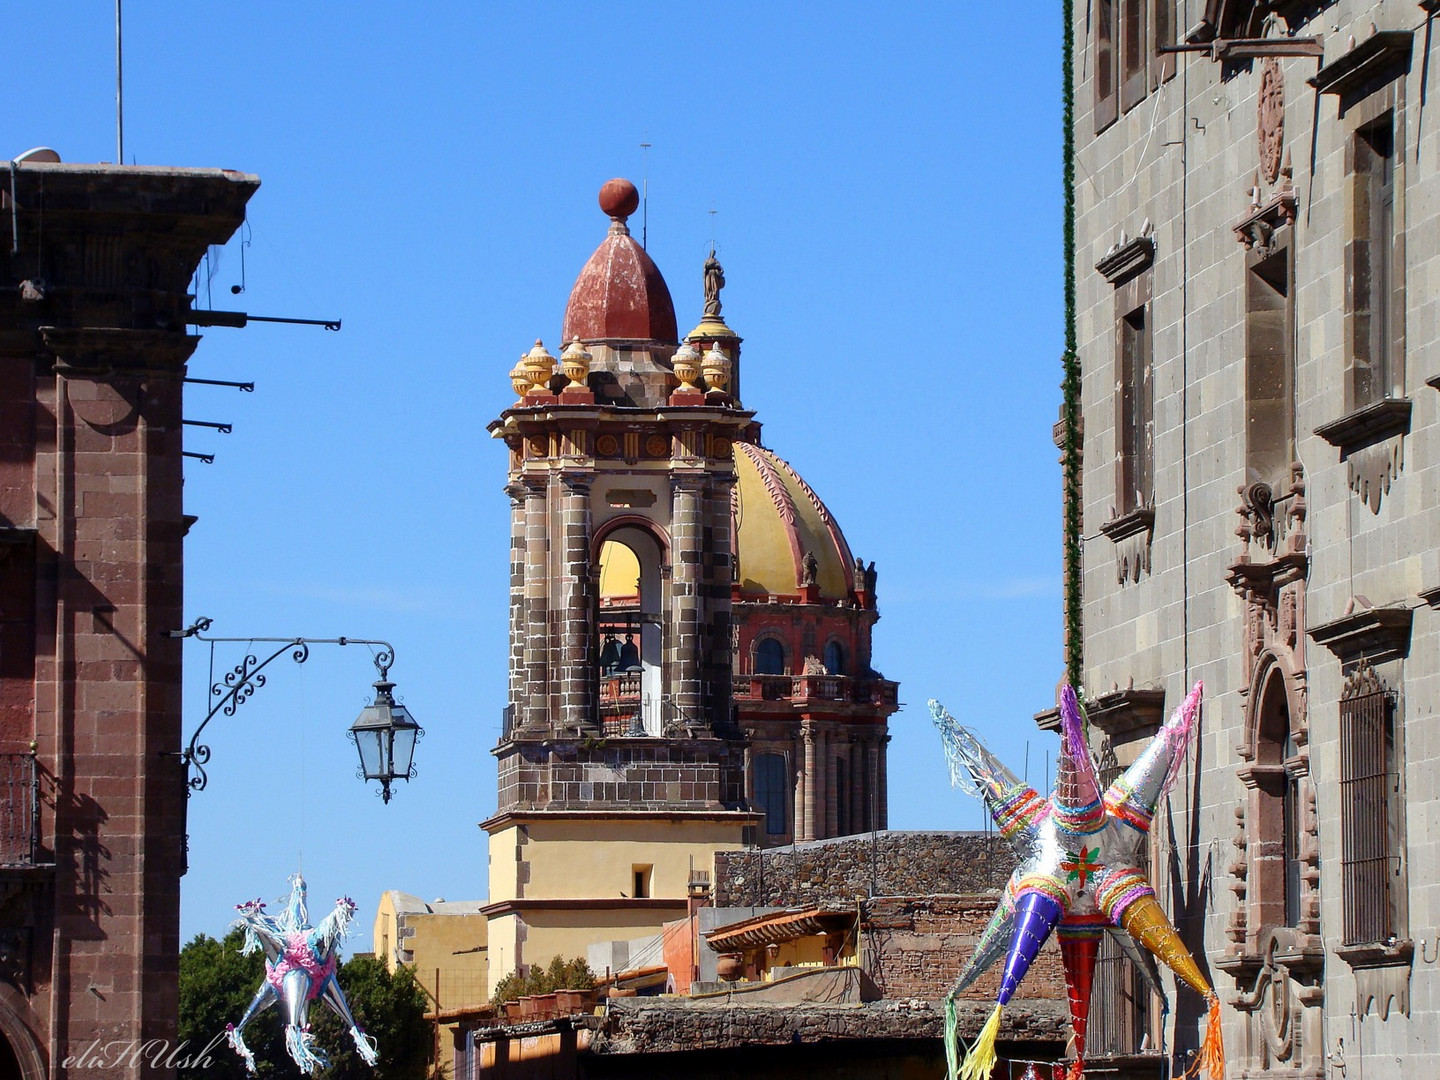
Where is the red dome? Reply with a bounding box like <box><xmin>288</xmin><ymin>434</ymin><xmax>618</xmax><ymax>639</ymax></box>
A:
<box><xmin>561</xmin><ymin>180</ymin><xmax>677</xmax><ymax>345</ymax></box>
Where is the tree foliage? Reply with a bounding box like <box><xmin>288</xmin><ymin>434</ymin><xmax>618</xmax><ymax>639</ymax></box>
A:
<box><xmin>178</xmin><ymin>930</ymin><xmax>430</xmax><ymax>1080</ymax></box>
<box><xmin>490</xmin><ymin>955</ymin><xmax>596</xmax><ymax>1006</ymax></box>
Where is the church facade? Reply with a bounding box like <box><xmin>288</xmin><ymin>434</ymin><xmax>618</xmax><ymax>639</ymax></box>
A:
<box><xmin>482</xmin><ymin>180</ymin><xmax>897</xmax><ymax>992</ymax></box>
<box><xmin>1065</xmin><ymin>3</ymin><xmax>1440</xmax><ymax>1076</ymax></box>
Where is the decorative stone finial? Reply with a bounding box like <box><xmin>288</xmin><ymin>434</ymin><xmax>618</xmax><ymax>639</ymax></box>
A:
<box><xmin>522</xmin><ymin>339</ymin><xmax>556</xmax><ymax>392</ymax></box>
<box><xmin>598</xmin><ymin>178</ymin><xmax>640</xmax><ymax>235</ymax></box>
<box><xmin>701</xmin><ymin>341</ymin><xmax>731</xmax><ymax>393</ymax></box>
<box><xmin>672</xmin><ymin>343</ymin><xmax>701</xmax><ymax>390</ymax></box>
<box><xmin>509</xmin><ymin>358</ymin><xmax>531</xmax><ymax>400</ymax></box>
<box><xmin>559</xmin><ymin>339</ymin><xmax>592</xmax><ymax>388</ymax></box>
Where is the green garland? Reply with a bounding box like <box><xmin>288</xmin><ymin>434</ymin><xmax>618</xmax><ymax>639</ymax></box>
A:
<box><xmin>1061</xmin><ymin>0</ymin><xmax>1083</xmax><ymax>691</ymax></box>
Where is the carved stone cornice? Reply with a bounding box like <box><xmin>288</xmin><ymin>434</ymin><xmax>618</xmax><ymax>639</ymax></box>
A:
<box><xmin>1099</xmin><ymin>506</ymin><xmax>1154</xmax><ymax>542</ymax></box>
<box><xmin>1337</xmin><ymin>939</ymin><xmax>1413</xmax><ymax>968</ymax></box>
<box><xmin>1095</xmin><ymin>235</ymin><xmax>1155</xmax><ymax>285</ymax></box>
<box><xmin>1314</xmin><ymin>398</ymin><xmax>1411</xmax><ymax>450</ymax></box>
<box><xmin>1084</xmin><ymin>687</ymin><xmax>1166</xmax><ymax>739</ymax></box>
<box><xmin>1100</xmin><ymin>506</ymin><xmax>1156</xmax><ymax>584</ymax></box>
<box><xmin>1338</xmin><ymin>939</ymin><xmax>1414</xmax><ymax>1019</ymax></box>
<box><xmin>40</xmin><ymin>326</ymin><xmax>201</xmax><ymax>375</ymax></box>
<box><xmin>1309</xmin><ymin>31</ymin><xmax>1414</xmax><ymax>98</ymax></box>
<box><xmin>1227</xmin><ymin>552</ymin><xmax>1307</xmax><ymax>596</ymax></box>
<box><xmin>1308</xmin><ymin>605</ymin><xmax>1413</xmax><ymax>666</ymax></box>
<box><xmin>1314</xmin><ymin>399</ymin><xmax>1411</xmax><ymax>514</ymax></box>
<box><xmin>1233</xmin><ymin>190</ymin><xmax>1297</xmax><ymax>255</ymax></box>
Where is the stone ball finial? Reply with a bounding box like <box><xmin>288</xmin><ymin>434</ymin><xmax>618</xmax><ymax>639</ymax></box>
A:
<box><xmin>522</xmin><ymin>339</ymin><xmax>557</xmax><ymax>391</ymax></box>
<box><xmin>599</xmin><ymin>178</ymin><xmax>640</xmax><ymax>221</ymax></box>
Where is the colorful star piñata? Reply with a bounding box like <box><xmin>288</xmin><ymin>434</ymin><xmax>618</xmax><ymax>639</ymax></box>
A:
<box><xmin>929</xmin><ymin>682</ymin><xmax>1224</xmax><ymax>1080</ymax></box>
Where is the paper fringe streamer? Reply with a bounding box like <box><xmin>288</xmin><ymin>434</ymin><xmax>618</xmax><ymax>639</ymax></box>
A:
<box><xmin>1181</xmin><ymin>993</ymin><xmax>1227</xmax><ymax>1080</ymax></box>
<box><xmin>958</xmin><ymin>1003</ymin><xmax>1002</xmax><ymax>1080</ymax></box>
<box><xmin>944</xmin><ymin>994</ymin><xmax>960</xmax><ymax>1080</ymax></box>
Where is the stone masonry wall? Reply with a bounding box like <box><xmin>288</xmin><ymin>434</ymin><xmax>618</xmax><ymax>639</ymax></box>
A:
<box><xmin>863</xmin><ymin>894</ymin><xmax>1064</xmax><ymax>1004</ymax></box>
<box><xmin>713</xmin><ymin>831</ymin><xmax>1010</xmax><ymax>908</ymax></box>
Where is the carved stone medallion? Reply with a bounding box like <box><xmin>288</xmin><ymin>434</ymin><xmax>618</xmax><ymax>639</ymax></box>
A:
<box><xmin>1258</xmin><ymin>58</ymin><xmax>1284</xmax><ymax>185</ymax></box>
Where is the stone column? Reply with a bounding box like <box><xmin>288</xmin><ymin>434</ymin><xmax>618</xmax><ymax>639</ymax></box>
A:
<box><xmin>521</xmin><ymin>475</ymin><xmax>551</xmax><ymax>732</ymax></box>
<box><xmin>505</xmin><ymin>481</ymin><xmax>527</xmax><ymax>729</ymax></box>
<box><xmin>878</xmin><ymin>734</ymin><xmax>890</xmax><ymax>829</ymax></box>
<box><xmin>801</xmin><ymin>721</ymin><xmax>817</xmax><ymax>842</ymax></box>
<box><xmin>817</xmin><ymin>727</ymin><xmax>832</xmax><ymax>839</ymax></box>
<box><xmin>865</xmin><ymin>739</ymin><xmax>879</xmax><ymax>832</ymax></box>
<box><xmin>557</xmin><ymin>472</ymin><xmax>594</xmax><ymax>732</ymax></box>
<box><xmin>669</xmin><ymin>474</ymin><xmax>705</xmax><ymax>727</ymax></box>
<box><xmin>703</xmin><ymin>473</ymin><xmax>736</xmax><ymax>728</ymax></box>
<box><xmin>849</xmin><ymin>738</ymin><xmax>863</xmax><ymax>835</ymax></box>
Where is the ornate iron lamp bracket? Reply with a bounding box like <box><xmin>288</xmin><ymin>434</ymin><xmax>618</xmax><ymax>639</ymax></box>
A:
<box><xmin>163</xmin><ymin>616</ymin><xmax>396</xmax><ymax>793</ymax></box>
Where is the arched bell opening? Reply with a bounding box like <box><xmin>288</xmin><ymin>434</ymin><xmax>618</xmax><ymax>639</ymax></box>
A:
<box><xmin>597</xmin><ymin>525</ymin><xmax>665</xmax><ymax>735</ymax></box>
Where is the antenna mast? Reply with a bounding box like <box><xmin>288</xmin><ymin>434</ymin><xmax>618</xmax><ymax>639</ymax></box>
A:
<box><xmin>639</xmin><ymin>141</ymin><xmax>651</xmax><ymax>249</ymax></box>
<box><xmin>115</xmin><ymin>0</ymin><xmax>125</xmax><ymax>163</ymax></box>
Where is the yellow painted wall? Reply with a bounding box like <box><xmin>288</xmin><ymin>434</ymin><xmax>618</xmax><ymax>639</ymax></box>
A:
<box><xmin>597</xmin><ymin>540</ymin><xmax>641</xmax><ymax>600</ymax></box>
<box><xmin>373</xmin><ymin>892</ymin><xmax>489</xmax><ymax>1010</ymax></box>
<box><xmin>485</xmin><ymin>814</ymin><xmax>751</xmax><ymax>998</ymax></box>
<box><xmin>491</xmin><ymin>817</ymin><xmax>747</xmax><ymax>902</ymax></box>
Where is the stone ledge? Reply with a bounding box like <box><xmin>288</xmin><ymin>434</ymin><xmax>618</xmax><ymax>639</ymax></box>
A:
<box><xmin>1100</xmin><ymin>507</ymin><xmax>1155</xmax><ymax>543</ymax></box>
<box><xmin>1308</xmin><ymin>606</ymin><xmax>1413</xmax><ymax>666</ymax></box>
<box><xmin>1095</xmin><ymin>236</ymin><xmax>1155</xmax><ymax>285</ymax></box>
<box><xmin>1313</xmin><ymin>397</ymin><xmax>1411</xmax><ymax>454</ymax></box>
<box><xmin>1309</xmin><ymin>30</ymin><xmax>1413</xmax><ymax>97</ymax></box>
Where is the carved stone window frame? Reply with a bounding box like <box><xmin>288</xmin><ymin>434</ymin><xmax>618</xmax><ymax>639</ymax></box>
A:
<box><xmin>1097</xmin><ymin>236</ymin><xmax>1157</xmax><ymax>584</ymax></box>
<box><xmin>1310</xmin><ymin>34</ymin><xmax>1413</xmax><ymax>513</ymax></box>
<box><xmin>1307</xmin><ymin>606</ymin><xmax>1413</xmax><ymax>1012</ymax></box>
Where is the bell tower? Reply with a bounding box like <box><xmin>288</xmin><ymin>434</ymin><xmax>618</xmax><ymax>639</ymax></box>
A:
<box><xmin>483</xmin><ymin>181</ymin><xmax>759</xmax><ymax>989</ymax></box>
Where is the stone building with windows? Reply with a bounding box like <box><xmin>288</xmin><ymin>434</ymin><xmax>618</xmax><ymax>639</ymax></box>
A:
<box><xmin>482</xmin><ymin>180</ymin><xmax>897</xmax><ymax>995</ymax></box>
<box><xmin>1063</xmin><ymin>2</ymin><xmax>1440</xmax><ymax>1076</ymax></box>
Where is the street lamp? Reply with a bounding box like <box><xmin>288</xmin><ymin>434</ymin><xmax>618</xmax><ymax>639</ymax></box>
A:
<box><xmin>349</xmin><ymin>675</ymin><xmax>421</xmax><ymax>804</ymax></box>
<box><xmin>164</xmin><ymin>617</ymin><xmax>423</xmax><ymax>801</ymax></box>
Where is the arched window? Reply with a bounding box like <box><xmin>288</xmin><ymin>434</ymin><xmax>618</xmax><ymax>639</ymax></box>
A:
<box><xmin>755</xmin><ymin>637</ymin><xmax>786</xmax><ymax>675</ymax></box>
<box><xmin>823</xmin><ymin>640</ymin><xmax>846</xmax><ymax>676</ymax></box>
<box><xmin>1254</xmin><ymin>664</ymin><xmax>1301</xmax><ymax>932</ymax></box>
<box><xmin>596</xmin><ymin>530</ymin><xmax>663</xmax><ymax>734</ymax></box>
<box><xmin>754</xmin><ymin>753</ymin><xmax>788</xmax><ymax>836</ymax></box>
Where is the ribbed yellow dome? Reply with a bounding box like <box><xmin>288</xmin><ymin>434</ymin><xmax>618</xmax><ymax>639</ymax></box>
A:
<box><xmin>732</xmin><ymin>442</ymin><xmax>856</xmax><ymax>601</ymax></box>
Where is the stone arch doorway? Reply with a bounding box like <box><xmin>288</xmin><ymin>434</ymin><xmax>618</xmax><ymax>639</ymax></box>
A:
<box><xmin>0</xmin><ymin>988</ymin><xmax>46</xmax><ymax>1080</ymax></box>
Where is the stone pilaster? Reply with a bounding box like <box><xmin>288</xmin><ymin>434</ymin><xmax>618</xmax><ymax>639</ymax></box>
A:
<box><xmin>669</xmin><ymin>475</ymin><xmax>705</xmax><ymax>727</ymax></box>
<box><xmin>521</xmin><ymin>476</ymin><xmax>550</xmax><ymax>732</ymax></box>
<box><xmin>846</xmin><ymin>743</ymin><xmax>858</xmax><ymax>835</ymax></box>
<box><xmin>557</xmin><ymin>472</ymin><xmax>594</xmax><ymax>732</ymax></box>
<box><xmin>702</xmin><ymin>476</ymin><xmax>736</xmax><ymax>728</ymax></box>
<box><xmin>505</xmin><ymin>481</ymin><xmax>527</xmax><ymax>725</ymax></box>
<box><xmin>877</xmin><ymin>735</ymin><xmax>890</xmax><ymax>830</ymax></box>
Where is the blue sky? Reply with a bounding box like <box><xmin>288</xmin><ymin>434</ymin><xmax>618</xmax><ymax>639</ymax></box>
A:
<box><xmin>11</xmin><ymin>3</ymin><xmax>1065</xmax><ymax>943</ymax></box>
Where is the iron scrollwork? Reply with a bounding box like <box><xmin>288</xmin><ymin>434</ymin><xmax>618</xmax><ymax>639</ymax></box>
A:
<box><xmin>165</xmin><ymin>617</ymin><xmax>396</xmax><ymax>794</ymax></box>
